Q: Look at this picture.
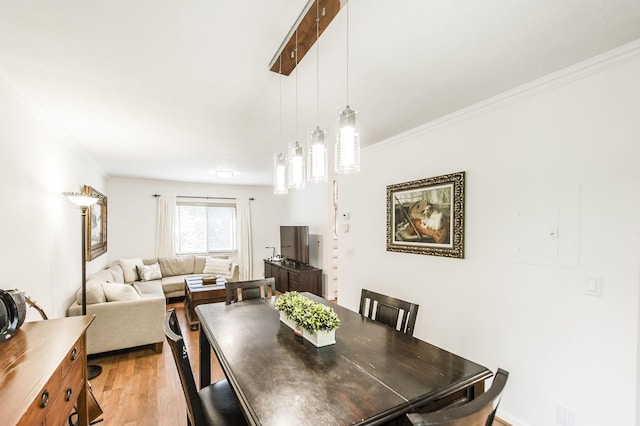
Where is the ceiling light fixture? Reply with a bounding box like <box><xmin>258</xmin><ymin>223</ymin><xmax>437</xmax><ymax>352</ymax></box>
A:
<box><xmin>307</xmin><ymin>2</ymin><xmax>328</xmax><ymax>183</ymax></box>
<box><xmin>274</xmin><ymin>57</ymin><xmax>288</xmax><ymax>195</ymax></box>
<box><xmin>288</xmin><ymin>32</ymin><xmax>306</xmax><ymax>190</ymax></box>
<box><xmin>335</xmin><ymin>0</ymin><xmax>360</xmax><ymax>174</ymax></box>
<box><xmin>269</xmin><ymin>0</ymin><xmax>340</xmax><ymax>76</ymax></box>
<box><xmin>215</xmin><ymin>170</ymin><xmax>234</xmax><ymax>178</ymax></box>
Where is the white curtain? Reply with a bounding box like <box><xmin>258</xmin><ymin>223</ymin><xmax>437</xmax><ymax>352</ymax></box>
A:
<box><xmin>238</xmin><ymin>198</ymin><xmax>253</xmax><ymax>280</ymax></box>
<box><xmin>155</xmin><ymin>195</ymin><xmax>175</xmax><ymax>258</ymax></box>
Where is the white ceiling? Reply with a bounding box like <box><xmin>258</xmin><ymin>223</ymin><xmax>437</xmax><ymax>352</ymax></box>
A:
<box><xmin>1</xmin><ymin>1</ymin><xmax>639</xmax><ymax>186</ymax></box>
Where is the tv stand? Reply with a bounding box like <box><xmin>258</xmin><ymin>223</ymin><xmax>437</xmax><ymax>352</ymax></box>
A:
<box><xmin>264</xmin><ymin>260</ymin><xmax>322</xmax><ymax>296</ymax></box>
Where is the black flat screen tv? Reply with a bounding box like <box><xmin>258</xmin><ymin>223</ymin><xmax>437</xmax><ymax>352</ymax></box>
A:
<box><xmin>280</xmin><ymin>225</ymin><xmax>309</xmax><ymax>266</ymax></box>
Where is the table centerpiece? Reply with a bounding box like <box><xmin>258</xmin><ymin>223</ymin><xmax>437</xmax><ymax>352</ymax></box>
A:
<box><xmin>275</xmin><ymin>291</ymin><xmax>340</xmax><ymax>347</ymax></box>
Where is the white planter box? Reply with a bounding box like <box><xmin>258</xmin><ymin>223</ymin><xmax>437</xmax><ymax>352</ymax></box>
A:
<box><xmin>302</xmin><ymin>329</ymin><xmax>336</xmax><ymax>347</ymax></box>
<box><xmin>279</xmin><ymin>312</ymin><xmax>336</xmax><ymax>347</ymax></box>
<box><xmin>279</xmin><ymin>312</ymin><xmax>301</xmax><ymax>334</ymax></box>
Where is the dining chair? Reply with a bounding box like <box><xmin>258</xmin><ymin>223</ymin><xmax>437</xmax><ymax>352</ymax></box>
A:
<box><xmin>163</xmin><ymin>309</ymin><xmax>247</xmax><ymax>426</ymax></box>
<box><xmin>404</xmin><ymin>368</ymin><xmax>509</xmax><ymax>426</ymax></box>
<box><xmin>359</xmin><ymin>289</ymin><xmax>419</xmax><ymax>336</ymax></box>
<box><xmin>225</xmin><ymin>277</ymin><xmax>276</xmax><ymax>304</ymax></box>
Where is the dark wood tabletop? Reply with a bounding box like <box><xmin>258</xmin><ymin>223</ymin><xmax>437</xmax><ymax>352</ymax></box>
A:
<box><xmin>196</xmin><ymin>293</ymin><xmax>491</xmax><ymax>426</ymax></box>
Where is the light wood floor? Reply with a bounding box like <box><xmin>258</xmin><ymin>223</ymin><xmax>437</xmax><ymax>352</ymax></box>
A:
<box><xmin>88</xmin><ymin>301</ymin><xmax>224</xmax><ymax>426</ymax></box>
<box><xmin>88</xmin><ymin>301</ymin><xmax>510</xmax><ymax>426</ymax></box>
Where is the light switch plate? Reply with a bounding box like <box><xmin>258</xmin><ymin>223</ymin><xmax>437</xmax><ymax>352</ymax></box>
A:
<box><xmin>583</xmin><ymin>277</ymin><xmax>603</xmax><ymax>297</ymax></box>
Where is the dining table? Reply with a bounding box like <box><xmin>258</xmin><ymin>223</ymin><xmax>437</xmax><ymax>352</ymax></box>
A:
<box><xmin>196</xmin><ymin>293</ymin><xmax>492</xmax><ymax>426</ymax></box>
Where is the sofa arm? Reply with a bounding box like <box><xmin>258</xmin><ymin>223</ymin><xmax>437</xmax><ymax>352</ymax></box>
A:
<box><xmin>67</xmin><ymin>295</ymin><xmax>166</xmax><ymax>355</ymax></box>
<box><xmin>229</xmin><ymin>263</ymin><xmax>240</xmax><ymax>281</ymax></box>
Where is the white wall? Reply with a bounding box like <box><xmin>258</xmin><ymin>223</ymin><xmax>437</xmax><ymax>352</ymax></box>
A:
<box><xmin>0</xmin><ymin>67</ymin><xmax>107</xmax><ymax>319</ymax></box>
<box><xmin>329</xmin><ymin>46</ymin><xmax>640</xmax><ymax>425</ymax></box>
<box><xmin>284</xmin><ymin>180</ymin><xmax>334</xmax><ymax>297</ymax></box>
<box><xmin>106</xmin><ymin>177</ymin><xmax>287</xmax><ymax>279</ymax></box>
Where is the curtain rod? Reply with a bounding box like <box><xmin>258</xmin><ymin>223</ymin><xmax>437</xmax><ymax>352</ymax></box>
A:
<box><xmin>152</xmin><ymin>194</ymin><xmax>254</xmax><ymax>201</ymax></box>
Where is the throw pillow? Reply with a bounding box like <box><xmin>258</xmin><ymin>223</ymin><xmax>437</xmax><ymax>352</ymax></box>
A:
<box><xmin>194</xmin><ymin>255</ymin><xmax>228</xmax><ymax>273</ymax></box>
<box><xmin>118</xmin><ymin>258</ymin><xmax>144</xmax><ymax>283</ymax></box>
<box><xmin>136</xmin><ymin>263</ymin><xmax>162</xmax><ymax>281</ymax></box>
<box><xmin>77</xmin><ymin>281</ymin><xmax>107</xmax><ymax>305</ymax></box>
<box><xmin>203</xmin><ymin>257</ymin><xmax>233</xmax><ymax>275</ymax></box>
<box><xmin>107</xmin><ymin>263</ymin><xmax>125</xmax><ymax>283</ymax></box>
<box><xmin>102</xmin><ymin>283</ymin><xmax>141</xmax><ymax>302</ymax></box>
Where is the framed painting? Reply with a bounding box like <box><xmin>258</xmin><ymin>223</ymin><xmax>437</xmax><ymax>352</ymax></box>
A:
<box><xmin>84</xmin><ymin>185</ymin><xmax>107</xmax><ymax>260</ymax></box>
<box><xmin>386</xmin><ymin>172</ymin><xmax>465</xmax><ymax>258</ymax></box>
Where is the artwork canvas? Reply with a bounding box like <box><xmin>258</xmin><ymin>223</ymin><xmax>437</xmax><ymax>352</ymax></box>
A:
<box><xmin>386</xmin><ymin>172</ymin><xmax>464</xmax><ymax>258</ymax></box>
<box><xmin>84</xmin><ymin>185</ymin><xmax>107</xmax><ymax>260</ymax></box>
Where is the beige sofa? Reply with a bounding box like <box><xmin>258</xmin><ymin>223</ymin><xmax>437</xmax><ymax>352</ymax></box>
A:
<box><xmin>67</xmin><ymin>255</ymin><xmax>239</xmax><ymax>355</ymax></box>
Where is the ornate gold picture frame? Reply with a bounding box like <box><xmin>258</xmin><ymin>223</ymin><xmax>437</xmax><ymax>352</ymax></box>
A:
<box><xmin>84</xmin><ymin>185</ymin><xmax>107</xmax><ymax>260</ymax></box>
<box><xmin>386</xmin><ymin>172</ymin><xmax>465</xmax><ymax>258</ymax></box>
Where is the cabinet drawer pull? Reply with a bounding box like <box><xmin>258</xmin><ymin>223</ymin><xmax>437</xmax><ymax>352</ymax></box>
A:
<box><xmin>40</xmin><ymin>390</ymin><xmax>49</xmax><ymax>408</ymax></box>
<box><xmin>70</xmin><ymin>347</ymin><xmax>78</xmax><ymax>361</ymax></box>
<box><xmin>65</xmin><ymin>387</ymin><xmax>73</xmax><ymax>402</ymax></box>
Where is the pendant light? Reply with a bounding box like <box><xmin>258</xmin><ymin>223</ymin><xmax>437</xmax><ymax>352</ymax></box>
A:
<box><xmin>335</xmin><ymin>0</ymin><xmax>360</xmax><ymax>174</ymax></box>
<box><xmin>288</xmin><ymin>32</ymin><xmax>306</xmax><ymax>189</ymax></box>
<box><xmin>307</xmin><ymin>2</ymin><xmax>328</xmax><ymax>182</ymax></box>
<box><xmin>274</xmin><ymin>57</ymin><xmax>288</xmax><ymax>194</ymax></box>
<box><xmin>273</xmin><ymin>152</ymin><xmax>288</xmax><ymax>194</ymax></box>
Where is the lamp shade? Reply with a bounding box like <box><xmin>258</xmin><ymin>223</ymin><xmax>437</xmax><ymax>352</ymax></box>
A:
<box><xmin>288</xmin><ymin>141</ymin><xmax>306</xmax><ymax>189</ymax></box>
<box><xmin>63</xmin><ymin>192</ymin><xmax>100</xmax><ymax>207</ymax></box>
<box><xmin>335</xmin><ymin>105</ymin><xmax>360</xmax><ymax>173</ymax></box>
<box><xmin>307</xmin><ymin>126</ymin><xmax>328</xmax><ymax>182</ymax></box>
<box><xmin>273</xmin><ymin>153</ymin><xmax>288</xmax><ymax>194</ymax></box>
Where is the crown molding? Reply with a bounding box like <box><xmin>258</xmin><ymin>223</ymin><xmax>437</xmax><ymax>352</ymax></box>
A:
<box><xmin>368</xmin><ymin>39</ymin><xmax>640</xmax><ymax>152</ymax></box>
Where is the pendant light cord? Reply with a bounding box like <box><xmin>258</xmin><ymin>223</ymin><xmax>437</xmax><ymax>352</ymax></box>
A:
<box><xmin>279</xmin><ymin>55</ymin><xmax>283</xmax><ymax>144</ymax></box>
<box><xmin>316</xmin><ymin>0</ymin><xmax>320</xmax><ymax>125</ymax></box>
<box><xmin>295</xmin><ymin>30</ymin><xmax>299</xmax><ymax>140</ymax></box>
<box><xmin>346</xmin><ymin>0</ymin><xmax>349</xmax><ymax>105</ymax></box>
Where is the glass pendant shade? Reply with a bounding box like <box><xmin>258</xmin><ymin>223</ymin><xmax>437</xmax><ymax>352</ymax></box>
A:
<box><xmin>307</xmin><ymin>126</ymin><xmax>328</xmax><ymax>182</ymax></box>
<box><xmin>288</xmin><ymin>141</ymin><xmax>306</xmax><ymax>189</ymax></box>
<box><xmin>335</xmin><ymin>105</ymin><xmax>360</xmax><ymax>173</ymax></box>
<box><xmin>273</xmin><ymin>152</ymin><xmax>288</xmax><ymax>194</ymax></box>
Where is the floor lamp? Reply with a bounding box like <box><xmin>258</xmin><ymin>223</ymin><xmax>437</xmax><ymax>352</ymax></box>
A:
<box><xmin>64</xmin><ymin>190</ymin><xmax>103</xmax><ymax>380</ymax></box>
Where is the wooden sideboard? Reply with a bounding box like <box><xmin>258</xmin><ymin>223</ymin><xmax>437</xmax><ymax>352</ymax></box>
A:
<box><xmin>264</xmin><ymin>260</ymin><xmax>322</xmax><ymax>296</ymax></box>
<box><xmin>0</xmin><ymin>315</ymin><xmax>94</xmax><ymax>426</ymax></box>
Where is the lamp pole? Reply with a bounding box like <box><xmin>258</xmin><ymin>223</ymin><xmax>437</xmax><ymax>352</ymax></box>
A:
<box><xmin>80</xmin><ymin>205</ymin><xmax>88</xmax><ymax>315</ymax></box>
<box><xmin>64</xmin><ymin>189</ymin><xmax>102</xmax><ymax>379</ymax></box>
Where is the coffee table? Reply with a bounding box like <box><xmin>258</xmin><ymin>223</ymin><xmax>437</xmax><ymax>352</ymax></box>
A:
<box><xmin>184</xmin><ymin>276</ymin><xmax>227</xmax><ymax>330</ymax></box>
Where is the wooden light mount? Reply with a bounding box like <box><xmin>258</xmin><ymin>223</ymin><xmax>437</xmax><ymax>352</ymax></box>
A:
<box><xmin>269</xmin><ymin>0</ymin><xmax>341</xmax><ymax>75</ymax></box>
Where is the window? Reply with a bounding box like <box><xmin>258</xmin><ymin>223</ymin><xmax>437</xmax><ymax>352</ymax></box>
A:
<box><xmin>174</xmin><ymin>202</ymin><xmax>237</xmax><ymax>255</ymax></box>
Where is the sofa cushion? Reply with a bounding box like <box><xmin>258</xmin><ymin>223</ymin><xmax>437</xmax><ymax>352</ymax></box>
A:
<box><xmin>88</xmin><ymin>269</ymin><xmax>114</xmax><ymax>286</ymax></box>
<box><xmin>203</xmin><ymin>257</ymin><xmax>233</xmax><ymax>275</ymax></box>
<box><xmin>194</xmin><ymin>255</ymin><xmax>229</xmax><ymax>273</ymax></box>
<box><xmin>77</xmin><ymin>281</ymin><xmax>107</xmax><ymax>305</ymax></box>
<box><xmin>143</xmin><ymin>258</ymin><xmax>159</xmax><ymax>265</ymax></box>
<box><xmin>133</xmin><ymin>280</ymin><xmax>165</xmax><ymax>297</ymax></box>
<box><xmin>102</xmin><ymin>283</ymin><xmax>141</xmax><ymax>302</ymax></box>
<box><xmin>159</xmin><ymin>256</ymin><xmax>195</xmax><ymax>277</ymax></box>
<box><xmin>160</xmin><ymin>275</ymin><xmax>189</xmax><ymax>295</ymax></box>
<box><xmin>136</xmin><ymin>263</ymin><xmax>162</xmax><ymax>281</ymax></box>
<box><xmin>107</xmin><ymin>263</ymin><xmax>125</xmax><ymax>284</ymax></box>
<box><xmin>118</xmin><ymin>258</ymin><xmax>144</xmax><ymax>283</ymax></box>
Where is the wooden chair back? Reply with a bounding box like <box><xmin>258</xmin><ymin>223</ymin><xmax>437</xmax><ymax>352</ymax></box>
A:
<box><xmin>405</xmin><ymin>368</ymin><xmax>509</xmax><ymax>426</ymax></box>
<box><xmin>163</xmin><ymin>309</ymin><xmax>206</xmax><ymax>426</ymax></box>
<box><xmin>225</xmin><ymin>277</ymin><xmax>276</xmax><ymax>304</ymax></box>
<box><xmin>359</xmin><ymin>289</ymin><xmax>419</xmax><ymax>336</ymax></box>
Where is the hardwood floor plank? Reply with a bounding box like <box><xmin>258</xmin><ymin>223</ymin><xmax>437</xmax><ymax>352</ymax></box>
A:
<box><xmin>88</xmin><ymin>302</ymin><xmax>198</xmax><ymax>426</ymax></box>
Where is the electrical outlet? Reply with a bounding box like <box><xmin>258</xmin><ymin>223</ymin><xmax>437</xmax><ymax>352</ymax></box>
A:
<box><xmin>556</xmin><ymin>405</ymin><xmax>575</xmax><ymax>426</ymax></box>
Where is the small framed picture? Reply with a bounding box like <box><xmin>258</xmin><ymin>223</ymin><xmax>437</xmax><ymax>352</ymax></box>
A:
<box><xmin>386</xmin><ymin>172</ymin><xmax>465</xmax><ymax>258</ymax></box>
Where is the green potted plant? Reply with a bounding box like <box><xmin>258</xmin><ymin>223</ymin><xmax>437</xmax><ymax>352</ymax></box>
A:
<box><xmin>275</xmin><ymin>292</ymin><xmax>340</xmax><ymax>347</ymax></box>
